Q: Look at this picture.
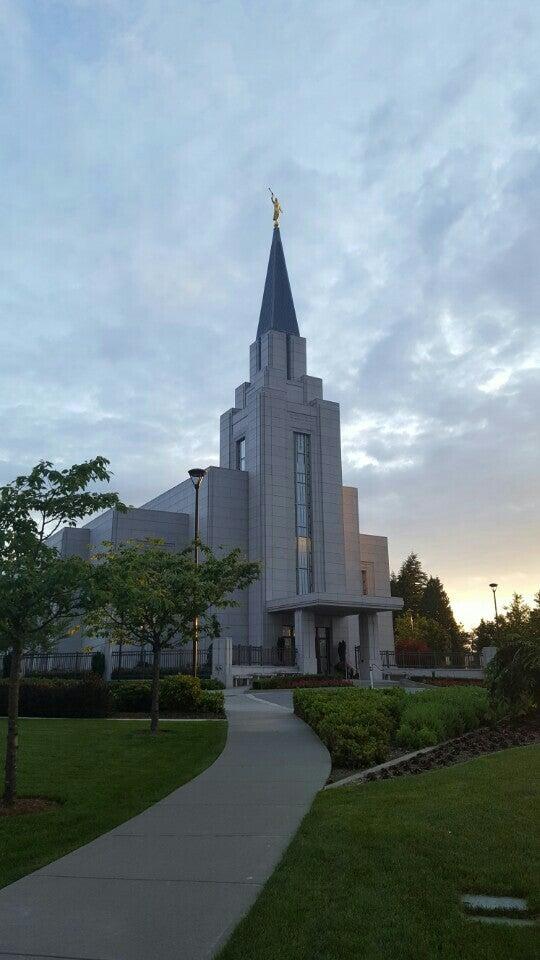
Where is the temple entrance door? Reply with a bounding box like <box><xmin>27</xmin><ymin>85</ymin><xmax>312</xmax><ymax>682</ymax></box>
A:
<box><xmin>315</xmin><ymin>623</ymin><xmax>332</xmax><ymax>675</ymax></box>
<box><xmin>277</xmin><ymin>625</ymin><xmax>295</xmax><ymax>667</ymax></box>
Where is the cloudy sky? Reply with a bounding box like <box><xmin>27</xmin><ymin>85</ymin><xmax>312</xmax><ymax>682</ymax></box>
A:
<box><xmin>1</xmin><ymin>0</ymin><xmax>539</xmax><ymax>627</ymax></box>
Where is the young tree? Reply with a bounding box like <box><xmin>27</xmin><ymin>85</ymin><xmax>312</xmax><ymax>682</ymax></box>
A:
<box><xmin>0</xmin><ymin>458</ymin><xmax>124</xmax><ymax>806</ymax></box>
<box><xmin>394</xmin><ymin>614</ymin><xmax>452</xmax><ymax>654</ymax></box>
<box><xmin>486</xmin><ymin>591</ymin><xmax>540</xmax><ymax>714</ymax></box>
<box><xmin>394</xmin><ymin>614</ymin><xmax>430</xmax><ymax>653</ymax></box>
<box><xmin>86</xmin><ymin>539</ymin><xmax>260</xmax><ymax>734</ymax></box>
<box><xmin>390</xmin><ymin>553</ymin><xmax>428</xmax><ymax>616</ymax></box>
<box><xmin>472</xmin><ymin>617</ymin><xmax>498</xmax><ymax>654</ymax></box>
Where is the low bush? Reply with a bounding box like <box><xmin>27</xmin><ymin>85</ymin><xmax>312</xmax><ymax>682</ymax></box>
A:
<box><xmin>294</xmin><ymin>688</ymin><xmax>407</xmax><ymax>768</ymax></box>
<box><xmin>110</xmin><ymin>675</ymin><xmax>223</xmax><ymax>716</ymax></box>
<box><xmin>110</xmin><ymin>680</ymin><xmax>151</xmax><ymax>712</ymax></box>
<box><xmin>199</xmin><ymin>690</ymin><xmax>225</xmax><ymax>715</ymax></box>
<box><xmin>0</xmin><ymin>675</ymin><xmax>112</xmax><ymax>718</ymax></box>
<box><xmin>486</xmin><ymin>630</ymin><xmax>540</xmax><ymax>716</ymax></box>
<box><xmin>252</xmin><ymin>674</ymin><xmax>353</xmax><ymax>690</ymax></box>
<box><xmin>160</xmin><ymin>674</ymin><xmax>202</xmax><ymax>712</ymax></box>
<box><xmin>200</xmin><ymin>677</ymin><xmax>225</xmax><ymax>690</ymax></box>
<box><xmin>91</xmin><ymin>651</ymin><xmax>106</xmax><ymax>677</ymax></box>
<box><xmin>395</xmin><ymin>686</ymin><xmax>491</xmax><ymax>750</ymax></box>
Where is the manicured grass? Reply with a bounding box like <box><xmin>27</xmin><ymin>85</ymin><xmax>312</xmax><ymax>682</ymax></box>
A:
<box><xmin>218</xmin><ymin>746</ymin><xmax>539</xmax><ymax>960</ymax></box>
<box><xmin>0</xmin><ymin>718</ymin><xmax>226</xmax><ymax>889</ymax></box>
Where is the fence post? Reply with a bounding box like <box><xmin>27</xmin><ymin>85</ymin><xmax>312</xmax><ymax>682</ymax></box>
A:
<box><xmin>103</xmin><ymin>641</ymin><xmax>113</xmax><ymax>681</ymax></box>
<box><xmin>212</xmin><ymin>637</ymin><xmax>233</xmax><ymax>688</ymax></box>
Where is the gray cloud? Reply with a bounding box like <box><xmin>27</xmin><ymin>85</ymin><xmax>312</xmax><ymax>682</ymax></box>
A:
<box><xmin>1</xmin><ymin>0</ymin><xmax>539</xmax><ymax>625</ymax></box>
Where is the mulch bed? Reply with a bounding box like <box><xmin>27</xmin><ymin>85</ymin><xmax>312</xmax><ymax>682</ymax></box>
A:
<box><xmin>361</xmin><ymin>720</ymin><xmax>539</xmax><ymax>783</ymax></box>
<box><xmin>0</xmin><ymin>797</ymin><xmax>60</xmax><ymax>817</ymax></box>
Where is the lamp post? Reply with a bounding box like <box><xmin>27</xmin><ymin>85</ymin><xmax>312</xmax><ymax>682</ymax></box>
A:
<box><xmin>489</xmin><ymin>583</ymin><xmax>499</xmax><ymax>628</ymax></box>
<box><xmin>189</xmin><ymin>468</ymin><xmax>206</xmax><ymax>676</ymax></box>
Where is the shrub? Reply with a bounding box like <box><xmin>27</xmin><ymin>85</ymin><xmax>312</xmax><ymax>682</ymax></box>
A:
<box><xmin>252</xmin><ymin>674</ymin><xmax>353</xmax><ymax>690</ymax></box>
<box><xmin>200</xmin><ymin>677</ymin><xmax>225</xmax><ymax>690</ymax></box>
<box><xmin>486</xmin><ymin>631</ymin><xmax>540</xmax><ymax>716</ymax></box>
<box><xmin>160</xmin><ymin>674</ymin><xmax>202</xmax><ymax>712</ymax></box>
<box><xmin>199</xmin><ymin>690</ymin><xmax>225</xmax><ymax>716</ymax></box>
<box><xmin>0</xmin><ymin>675</ymin><xmax>112</xmax><ymax>718</ymax></box>
<box><xmin>111</xmin><ymin>675</ymin><xmax>213</xmax><ymax>714</ymax></box>
<box><xmin>110</xmin><ymin>680</ymin><xmax>151</xmax><ymax>712</ymax></box>
<box><xmin>294</xmin><ymin>688</ymin><xmax>407</xmax><ymax>768</ymax></box>
<box><xmin>91</xmin><ymin>651</ymin><xmax>106</xmax><ymax>677</ymax></box>
<box><xmin>395</xmin><ymin>686</ymin><xmax>491</xmax><ymax>750</ymax></box>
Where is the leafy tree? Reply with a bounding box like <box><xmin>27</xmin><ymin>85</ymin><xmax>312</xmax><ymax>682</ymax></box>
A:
<box><xmin>420</xmin><ymin>576</ymin><xmax>463</xmax><ymax>650</ymax></box>
<box><xmin>86</xmin><ymin>539</ymin><xmax>260</xmax><ymax>734</ymax></box>
<box><xmin>390</xmin><ymin>553</ymin><xmax>428</xmax><ymax>616</ymax></box>
<box><xmin>486</xmin><ymin>592</ymin><xmax>540</xmax><ymax>714</ymax></box>
<box><xmin>0</xmin><ymin>458</ymin><xmax>124</xmax><ymax>806</ymax></box>
<box><xmin>472</xmin><ymin>617</ymin><xmax>498</xmax><ymax>654</ymax></box>
<box><xmin>394</xmin><ymin>614</ymin><xmax>429</xmax><ymax>653</ymax></box>
<box><xmin>394</xmin><ymin>613</ymin><xmax>452</xmax><ymax>654</ymax></box>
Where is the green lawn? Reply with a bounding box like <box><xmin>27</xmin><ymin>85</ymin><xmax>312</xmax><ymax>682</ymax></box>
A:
<box><xmin>0</xmin><ymin>717</ymin><xmax>226</xmax><ymax>889</ymax></box>
<box><xmin>218</xmin><ymin>746</ymin><xmax>539</xmax><ymax>960</ymax></box>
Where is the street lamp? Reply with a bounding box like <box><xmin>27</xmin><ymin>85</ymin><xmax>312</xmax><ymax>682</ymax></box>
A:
<box><xmin>189</xmin><ymin>468</ymin><xmax>206</xmax><ymax>676</ymax></box>
<box><xmin>489</xmin><ymin>583</ymin><xmax>499</xmax><ymax>625</ymax></box>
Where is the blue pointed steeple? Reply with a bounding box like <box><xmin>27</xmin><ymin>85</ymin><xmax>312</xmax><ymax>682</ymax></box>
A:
<box><xmin>257</xmin><ymin>227</ymin><xmax>299</xmax><ymax>338</ymax></box>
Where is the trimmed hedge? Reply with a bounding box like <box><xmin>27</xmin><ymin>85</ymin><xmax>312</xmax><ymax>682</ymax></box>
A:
<box><xmin>0</xmin><ymin>675</ymin><xmax>112</xmax><ymax>718</ymax></box>
<box><xmin>201</xmin><ymin>678</ymin><xmax>225</xmax><ymax>690</ymax></box>
<box><xmin>395</xmin><ymin>686</ymin><xmax>491</xmax><ymax>750</ymax></box>
<box><xmin>252</xmin><ymin>675</ymin><xmax>353</xmax><ymax>690</ymax></box>
<box><xmin>294</xmin><ymin>685</ymin><xmax>492</xmax><ymax>768</ymax></box>
<box><xmin>294</xmin><ymin>688</ymin><xmax>407</xmax><ymax>767</ymax></box>
<box><xmin>0</xmin><ymin>674</ymin><xmax>225</xmax><ymax>719</ymax></box>
<box><xmin>110</xmin><ymin>675</ymin><xmax>224</xmax><ymax>716</ymax></box>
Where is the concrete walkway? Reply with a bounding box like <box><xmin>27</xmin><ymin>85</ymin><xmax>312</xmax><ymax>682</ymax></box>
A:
<box><xmin>0</xmin><ymin>689</ymin><xmax>330</xmax><ymax>960</ymax></box>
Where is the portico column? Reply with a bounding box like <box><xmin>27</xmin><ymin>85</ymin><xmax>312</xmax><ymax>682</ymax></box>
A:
<box><xmin>368</xmin><ymin>614</ymin><xmax>382</xmax><ymax>677</ymax></box>
<box><xmin>358</xmin><ymin>613</ymin><xmax>381</xmax><ymax>683</ymax></box>
<box><xmin>343</xmin><ymin>615</ymin><xmax>360</xmax><ymax>677</ymax></box>
<box><xmin>294</xmin><ymin>609</ymin><xmax>317</xmax><ymax>675</ymax></box>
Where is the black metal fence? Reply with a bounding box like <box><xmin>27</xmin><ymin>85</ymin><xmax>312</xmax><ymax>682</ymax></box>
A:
<box><xmin>111</xmin><ymin>646</ymin><xmax>212</xmax><ymax>679</ymax></box>
<box><xmin>381</xmin><ymin>650</ymin><xmax>481</xmax><ymax>671</ymax></box>
<box><xmin>20</xmin><ymin>652</ymin><xmax>94</xmax><ymax>678</ymax></box>
<box><xmin>232</xmin><ymin>644</ymin><xmax>297</xmax><ymax>668</ymax></box>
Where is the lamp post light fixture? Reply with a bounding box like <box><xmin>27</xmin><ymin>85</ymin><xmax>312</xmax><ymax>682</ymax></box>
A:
<box><xmin>188</xmin><ymin>468</ymin><xmax>207</xmax><ymax>676</ymax></box>
<box><xmin>489</xmin><ymin>582</ymin><xmax>499</xmax><ymax>626</ymax></box>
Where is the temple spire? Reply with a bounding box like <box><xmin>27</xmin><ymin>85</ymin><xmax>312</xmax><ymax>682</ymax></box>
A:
<box><xmin>257</xmin><ymin>226</ymin><xmax>300</xmax><ymax>338</ymax></box>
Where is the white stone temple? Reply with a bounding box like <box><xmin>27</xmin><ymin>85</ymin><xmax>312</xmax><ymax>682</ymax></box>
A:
<box><xmin>51</xmin><ymin>218</ymin><xmax>402</xmax><ymax>682</ymax></box>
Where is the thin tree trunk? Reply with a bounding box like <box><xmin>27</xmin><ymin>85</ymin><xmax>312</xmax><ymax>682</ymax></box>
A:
<box><xmin>150</xmin><ymin>644</ymin><xmax>161</xmax><ymax>736</ymax></box>
<box><xmin>3</xmin><ymin>641</ymin><xmax>22</xmax><ymax>806</ymax></box>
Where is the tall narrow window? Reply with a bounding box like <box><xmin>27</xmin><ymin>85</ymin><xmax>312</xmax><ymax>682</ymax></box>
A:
<box><xmin>294</xmin><ymin>433</ymin><xmax>313</xmax><ymax>594</ymax></box>
<box><xmin>236</xmin><ymin>437</ymin><xmax>246</xmax><ymax>471</ymax></box>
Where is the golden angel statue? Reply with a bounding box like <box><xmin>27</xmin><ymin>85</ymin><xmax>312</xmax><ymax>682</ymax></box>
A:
<box><xmin>269</xmin><ymin>189</ymin><xmax>282</xmax><ymax>228</ymax></box>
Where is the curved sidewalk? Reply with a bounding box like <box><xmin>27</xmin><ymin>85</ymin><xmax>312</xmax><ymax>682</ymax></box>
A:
<box><xmin>0</xmin><ymin>689</ymin><xmax>330</xmax><ymax>960</ymax></box>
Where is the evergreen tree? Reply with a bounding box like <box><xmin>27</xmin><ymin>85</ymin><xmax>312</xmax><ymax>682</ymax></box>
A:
<box><xmin>390</xmin><ymin>553</ymin><xmax>427</xmax><ymax>615</ymax></box>
<box><xmin>420</xmin><ymin>576</ymin><xmax>462</xmax><ymax>649</ymax></box>
<box><xmin>504</xmin><ymin>593</ymin><xmax>530</xmax><ymax>629</ymax></box>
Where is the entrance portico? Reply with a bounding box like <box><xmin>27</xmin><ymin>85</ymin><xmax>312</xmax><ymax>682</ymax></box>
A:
<box><xmin>268</xmin><ymin>594</ymin><xmax>403</xmax><ymax>677</ymax></box>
